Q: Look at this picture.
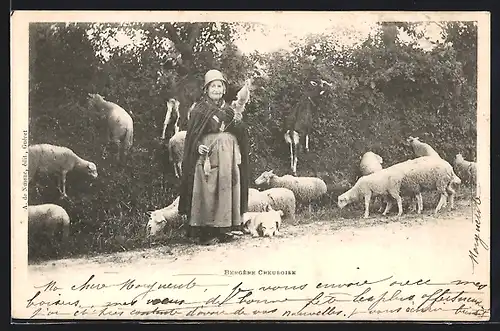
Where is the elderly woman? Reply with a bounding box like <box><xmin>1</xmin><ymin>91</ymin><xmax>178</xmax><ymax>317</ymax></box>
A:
<box><xmin>178</xmin><ymin>69</ymin><xmax>250</xmax><ymax>245</ymax></box>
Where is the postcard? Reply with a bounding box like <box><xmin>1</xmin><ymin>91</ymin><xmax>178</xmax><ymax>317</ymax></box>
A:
<box><xmin>11</xmin><ymin>10</ymin><xmax>490</xmax><ymax>321</ymax></box>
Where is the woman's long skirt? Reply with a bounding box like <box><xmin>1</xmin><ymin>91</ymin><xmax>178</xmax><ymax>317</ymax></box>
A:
<box><xmin>189</xmin><ymin>132</ymin><xmax>242</xmax><ymax>235</ymax></box>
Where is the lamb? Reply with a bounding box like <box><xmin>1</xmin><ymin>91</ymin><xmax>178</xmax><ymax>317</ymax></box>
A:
<box><xmin>337</xmin><ymin>156</ymin><xmax>461</xmax><ymax>218</ymax></box>
<box><xmin>247</xmin><ymin>187</ymin><xmax>296</xmax><ymax>222</ymax></box>
<box><xmin>242</xmin><ymin>205</ymin><xmax>284</xmax><ymax>237</ymax></box>
<box><xmin>406</xmin><ymin>136</ymin><xmax>441</xmax><ymax>158</ymax></box>
<box><xmin>254</xmin><ymin>170</ymin><xmax>327</xmax><ymax>212</ymax></box>
<box><xmin>454</xmin><ymin>153</ymin><xmax>477</xmax><ymax>186</ymax></box>
<box><xmin>146</xmin><ymin>196</ymin><xmax>181</xmax><ymax>236</ymax></box>
<box><xmin>87</xmin><ymin>93</ymin><xmax>134</xmax><ymax>163</ymax></box>
<box><xmin>168</xmin><ymin>130</ymin><xmax>187</xmax><ymax>178</ymax></box>
<box><xmin>161</xmin><ymin>98</ymin><xmax>180</xmax><ymax>140</ymax></box>
<box><xmin>28</xmin><ymin>204</ymin><xmax>71</xmax><ymax>242</ymax></box>
<box><xmin>29</xmin><ymin>144</ymin><xmax>98</xmax><ymax>198</ymax></box>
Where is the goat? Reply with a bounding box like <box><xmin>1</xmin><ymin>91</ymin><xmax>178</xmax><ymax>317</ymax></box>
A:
<box><xmin>87</xmin><ymin>93</ymin><xmax>134</xmax><ymax>164</ymax></box>
<box><xmin>161</xmin><ymin>98</ymin><xmax>180</xmax><ymax>140</ymax></box>
<box><xmin>284</xmin><ymin>79</ymin><xmax>331</xmax><ymax>175</ymax></box>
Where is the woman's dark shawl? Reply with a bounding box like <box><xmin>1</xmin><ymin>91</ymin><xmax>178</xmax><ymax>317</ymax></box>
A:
<box><xmin>178</xmin><ymin>97</ymin><xmax>250</xmax><ymax>218</ymax></box>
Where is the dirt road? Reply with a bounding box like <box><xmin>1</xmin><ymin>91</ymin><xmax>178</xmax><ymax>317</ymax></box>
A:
<box><xmin>29</xmin><ymin>199</ymin><xmax>481</xmax><ymax>280</ymax></box>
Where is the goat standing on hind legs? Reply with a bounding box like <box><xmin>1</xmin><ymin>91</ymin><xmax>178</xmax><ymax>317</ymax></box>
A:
<box><xmin>284</xmin><ymin>79</ymin><xmax>331</xmax><ymax>176</ymax></box>
<box><xmin>87</xmin><ymin>93</ymin><xmax>134</xmax><ymax>165</ymax></box>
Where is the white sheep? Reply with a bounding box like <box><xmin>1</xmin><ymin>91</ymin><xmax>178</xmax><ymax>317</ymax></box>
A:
<box><xmin>88</xmin><ymin>93</ymin><xmax>134</xmax><ymax>163</ymax></box>
<box><xmin>242</xmin><ymin>205</ymin><xmax>284</xmax><ymax>237</ymax></box>
<box><xmin>146</xmin><ymin>196</ymin><xmax>181</xmax><ymax>236</ymax></box>
<box><xmin>168</xmin><ymin>130</ymin><xmax>187</xmax><ymax>178</ymax></box>
<box><xmin>406</xmin><ymin>136</ymin><xmax>441</xmax><ymax>158</ymax></box>
<box><xmin>359</xmin><ymin>151</ymin><xmax>385</xmax><ymax>212</ymax></box>
<box><xmin>29</xmin><ymin>144</ymin><xmax>98</xmax><ymax>198</ymax></box>
<box><xmin>338</xmin><ymin>156</ymin><xmax>460</xmax><ymax>218</ymax></box>
<box><xmin>28</xmin><ymin>204</ymin><xmax>70</xmax><ymax>242</ymax></box>
<box><xmin>248</xmin><ymin>187</ymin><xmax>296</xmax><ymax>223</ymax></box>
<box><xmin>254</xmin><ymin>170</ymin><xmax>327</xmax><ymax>212</ymax></box>
<box><xmin>161</xmin><ymin>98</ymin><xmax>180</xmax><ymax>140</ymax></box>
<box><xmin>360</xmin><ymin>151</ymin><xmax>383</xmax><ymax>175</ymax></box>
<box><xmin>454</xmin><ymin>153</ymin><xmax>477</xmax><ymax>186</ymax></box>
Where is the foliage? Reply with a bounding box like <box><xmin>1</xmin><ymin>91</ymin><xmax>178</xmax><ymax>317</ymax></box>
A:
<box><xmin>27</xmin><ymin>21</ymin><xmax>477</xmax><ymax>261</ymax></box>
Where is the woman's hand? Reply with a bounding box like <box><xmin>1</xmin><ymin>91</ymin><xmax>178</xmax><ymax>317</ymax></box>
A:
<box><xmin>198</xmin><ymin>144</ymin><xmax>209</xmax><ymax>155</ymax></box>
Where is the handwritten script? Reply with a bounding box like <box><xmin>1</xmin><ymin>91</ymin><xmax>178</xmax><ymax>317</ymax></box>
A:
<box><xmin>20</xmin><ymin>274</ymin><xmax>490</xmax><ymax>320</ymax></box>
<box><xmin>468</xmin><ymin>196</ymin><xmax>489</xmax><ymax>274</ymax></box>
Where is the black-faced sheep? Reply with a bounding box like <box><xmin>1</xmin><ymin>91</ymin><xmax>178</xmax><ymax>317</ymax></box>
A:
<box><xmin>337</xmin><ymin>156</ymin><xmax>461</xmax><ymax>218</ymax></box>
<box><xmin>87</xmin><ymin>93</ymin><xmax>134</xmax><ymax>163</ymax></box>
<box><xmin>29</xmin><ymin>144</ymin><xmax>98</xmax><ymax>198</ymax></box>
<box><xmin>168</xmin><ymin>130</ymin><xmax>187</xmax><ymax>178</ymax></box>
<box><xmin>454</xmin><ymin>153</ymin><xmax>477</xmax><ymax>186</ymax></box>
<box><xmin>254</xmin><ymin>170</ymin><xmax>327</xmax><ymax>212</ymax></box>
<box><xmin>28</xmin><ymin>204</ymin><xmax>70</xmax><ymax>243</ymax></box>
<box><xmin>406</xmin><ymin>136</ymin><xmax>441</xmax><ymax>158</ymax></box>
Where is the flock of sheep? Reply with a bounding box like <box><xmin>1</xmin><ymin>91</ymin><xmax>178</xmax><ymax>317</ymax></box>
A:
<box><xmin>147</xmin><ymin>135</ymin><xmax>477</xmax><ymax>239</ymax></box>
<box><xmin>26</xmin><ymin>78</ymin><xmax>478</xmax><ymax>252</ymax></box>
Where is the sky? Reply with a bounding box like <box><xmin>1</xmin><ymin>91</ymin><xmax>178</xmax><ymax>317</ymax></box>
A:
<box><xmin>98</xmin><ymin>19</ymin><xmax>444</xmax><ymax>61</ymax></box>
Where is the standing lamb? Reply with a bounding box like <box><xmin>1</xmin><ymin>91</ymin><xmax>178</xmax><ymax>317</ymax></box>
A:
<box><xmin>254</xmin><ymin>170</ymin><xmax>327</xmax><ymax>212</ymax></box>
<box><xmin>88</xmin><ymin>93</ymin><xmax>134</xmax><ymax>163</ymax></box>
<box><xmin>161</xmin><ymin>98</ymin><xmax>180</xmax><ymax>140</ymax></box>
<box><xmin>28</xmin><ymin>204</ymin><xmax>71</xmax><ymax>243</ymax></box>
<box><xmin>248</xmin><ymin>187</ymin><xmax>296</xmax><ymax>223</ymax></box>
<box><xmin>454</xmin><ymin>153</ymin><xmax>477</xmax><ymax>187</ymax></box>
<box><xmin>29</xmin><ymin>144</ymin><xmax>98</xmax><ymax>198</ymax></box>
<box><xmin>406</xmin><ymin>136</ymin><xmax>441</xmax><ymax>158</ymax></box>
<box><xmin>168</xmin><ymin>130</ymin><xmax>187</xmax><ymax>178</ymax></box>
<box><xmin>337</xmin><ymin>156</ymin><xmax>460</xmax><ymax>218</ymax></box>
<box><xmin>146</xmin><ymin>196</ymin><xmax>181</xmax><ymax>236</ymax></box>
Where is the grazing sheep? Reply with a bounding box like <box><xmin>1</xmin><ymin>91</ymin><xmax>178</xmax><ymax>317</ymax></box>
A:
<box><xmin>406</xmin><ymin>136</ymin><xmax>441</xmax><ymax>158</ymax></box>
<box><xmin>337</xmin><ymin>156</ymin><xmax>460</xmax><ymax>218</ymax></box>
<box><xmin>168</xmin><ymin>130</ymin><xmax>187</xmax><ymax>178</ymax></box>
<box><xmin>454</xmin><ymin>153</ymin><xmax>477</xmax><ymax>186</ymax></box>
<box><xmin>389</xmin><ymin>157</ymin><xmax>461</xmax><ymax>214</ymax></box>
<box><xmin>254</xmin><ymin>170</ymin><xmax>327</xmax><ymax>212</ymax></box>
<box><xmin>242</xmin><ymin>205</ymin><xmax>284</xmax><ymax>237</ymax></box>
<box><xmin>28</xmin><ymin>204</ymin><xmax>70</xmax><ymax>242</ymax></box>
<box><xmin>146</xmin><ymin>196</ymin><xmax>181</xmax><ymax>236</ymax></box>
<box><xmin>88</xmin><ymin>93</ymin><xmax>134</xmax><ymax>163</ymax></box>
<box><xmin>161</xmin><ymin>98</ymin><xmax>180</xmax><ymax>140</ymax></box>
<box><xmin>248</xmin><ymin>187</ymin><xmax>296</xmax><ymax>222</ymax></box>
<box><xmin>29</xmin><ymin>144</ymin><xmax>98</xmax><ymax>198</ymax></box>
